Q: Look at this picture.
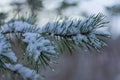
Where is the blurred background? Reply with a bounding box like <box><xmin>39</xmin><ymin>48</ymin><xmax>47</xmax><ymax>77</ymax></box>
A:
<box><xmin>1</xmin><ymin>0</ymin><xmax>120</xmax><ymax>80</ymax></box>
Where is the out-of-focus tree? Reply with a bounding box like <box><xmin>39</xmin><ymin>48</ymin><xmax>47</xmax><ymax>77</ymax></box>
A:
<box><xmin>9</xmin><ymin>0</ymin><xmax>80</xmax><ymax>23</ymax></box>
<box><xmin>106</xmin><ymin>4</ymin><xmax>120</xmax><ymax>16</ymax></box>
<box><xmin>56</xmin><ymin>0</ymin><xmax>78</xmax><ymax>15</ymax></box>
<box><xmin>0</xmin><ymin>12</ymin><xmax>7</xmax><ymax>26</ymax></box>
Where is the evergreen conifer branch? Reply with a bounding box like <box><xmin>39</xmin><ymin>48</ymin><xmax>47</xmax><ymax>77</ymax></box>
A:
<box><xmin>0</xmin><ymin>14</ymin><xmax>110</xmax><ymax>80</ymax></box>
<box><xmin>42</xmin><ymin>14</ymin><xmax>110</xmax><ymax>51</ymax></box>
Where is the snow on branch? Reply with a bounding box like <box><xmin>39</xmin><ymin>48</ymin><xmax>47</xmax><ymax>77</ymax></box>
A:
<box><xmin>0</xmin><ymin>31</ymin><xmax>17</xmax><ymax>63</ymax></box>
<box><xmin>23</xmin><ymin>32</ymin><xmax>56</xmax><ymax>61</ymax></box>
<box><xmin>41</xmin><ymin>14</ymin><xmax>109</xmax><ymax>37</ymax></box>
<box><xmin>41</xmin><ymin>14</ymin><xmax>110</xmax><ymax>50</ymax></box>
<box><xmin>2</xmin><ymin>20</ymin><xmax>40</xmax><ymax>34</ymax></box>
<box><xmin>5</xmin><ymin>63</ymin><xmax>39</xmax><ymax>80</ymax></box>
<box><xmin>0</xmin><ymin>13</ymin><xmax>110</xmax><ymax>80</ymax></box>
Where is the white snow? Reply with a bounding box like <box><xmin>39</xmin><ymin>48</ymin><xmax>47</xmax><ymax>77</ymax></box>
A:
<box><xmin>2</xmin><ymin>52</ymin><xmax>17</xmax><ymax>62</ymax></box>
<box><xmin>42</xmin><ymin>19</ymin><xmax>81</xmax><ymax>35</ymax></box>
<box><xmin>95</xmin><ymin>29</ymin><xmax>110</xmax><ymax>36</ymax></box>
<box><xmin>89</xmin><ymin>33</ymin><xmax>102</xmax><ymax>48</ymax></box>
<box><xmin>73</xmin><ymin>34</ymin><xmax>88</xmax><ymax>43</ymax></box>
<box><xmin>23</xmin><ymin>33</ymin><xmax>56</xmax><ymax>61</ymax></box>
<box><xmin>2</xmin><ymin>20</ymin><xmax>34</xmax><ymax>33</ymax></box>
<box><xmin>0</xmin><ymin>32</ymin><xmax>17</xmax><ymax>62</ymax></box>
<box><xmin>5</xmin><ymin>63</ymin><xmax>39</xmax><ymax>80</ymax></box>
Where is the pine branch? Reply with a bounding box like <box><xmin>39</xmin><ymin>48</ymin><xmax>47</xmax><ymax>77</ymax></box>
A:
<box><xmin>5</xmin><ymin>63</ymin><xmax>39</xmax><ymax>80</ymax></box>
<box><xmin>0</xmin><ymin>13</ymin><xmax>110</xmax><ymax>80</ymax></box>
<box><xmin>41</xmin><ymin>14</ymin><xmax>110</xmax><ymax>52</ymax></box>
